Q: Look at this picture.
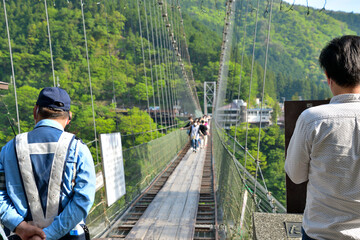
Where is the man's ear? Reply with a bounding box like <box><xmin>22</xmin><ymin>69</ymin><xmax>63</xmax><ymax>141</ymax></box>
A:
<box><xmin>67</xmin><ymin>111</ymin><xmax>72</xmax><ymax>125</ymax></box>
<box><xmin>325</xmin><ymin>71</ymin><xmax>331</xmax><ymax>86</ymax></box>
<box><xmin>33</xmin><ymin>105</ymin><xmax>39</xmax><ymax>121</ymax></box>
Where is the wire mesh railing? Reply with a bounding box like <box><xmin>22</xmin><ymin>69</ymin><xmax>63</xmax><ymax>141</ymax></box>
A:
<box><xmin>86</xmin><ymin>129</ymin><xmax>188</xmax><ymax>237</ymax></box>
<box><xmin>213</xmin><ymin>122</ymin><xmax>285</xmax><ymax>239</ymax></box>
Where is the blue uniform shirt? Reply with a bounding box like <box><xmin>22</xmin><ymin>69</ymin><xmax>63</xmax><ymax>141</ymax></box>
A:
<box><xmin>0</xmin><ymin>119</ymin><xmax>96</xmax><ymax>240</ymax></box>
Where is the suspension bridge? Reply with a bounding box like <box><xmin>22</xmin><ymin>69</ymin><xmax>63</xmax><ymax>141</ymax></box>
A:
<box><xmin>0</xmin><ymin>0</ymin><xmax>318</xmax><ymax>239</ymax></box>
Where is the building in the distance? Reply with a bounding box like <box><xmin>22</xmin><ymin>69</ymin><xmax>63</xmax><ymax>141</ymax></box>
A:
<box><xmin>247</xmin><ymin>108</ymin><xmax>273</xmax><ymax>127</ymax></box>
<box><xmin>218</xmin><ymin>99</ymin><xmax>273</xmax><ymax>129</ymax></box>
<box><xmin>0</xmin><ymin>81</ymin><xmax>9</xmax><ymax>90</ymax></box>
<box><xmin>217</xmin><ymin>99</ymin><xmax>247</xmax><ymax>130</ymax></box>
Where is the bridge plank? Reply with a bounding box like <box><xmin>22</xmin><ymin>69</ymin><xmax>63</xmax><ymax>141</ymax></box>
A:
<box><xmin>169</xmin><ymin>150</ymin><xmax>205</xmax><ymax>239</ymax></box>
<box><xmin>125</xmin><ymin>147</ymin><xmax>206</xmax><ymax>239</ymax></box>
<box><xmin>125</xmin><ymin>148</ymin><xmax>194</xmax><ymax>239</ymax></box>
<box><xmin>146</xmin><ymin>149</ymin><xmax>198</xmax><ymax>239</ymax></box>
<box><xmin>124</xmin><ymin>150</ymin><xmax>193</xmax><ymax>239</ymax></box>
<box><xmin>153</xmin><ymin>149</ymin><xmax>204</xmax><ymax>239</ymax></box>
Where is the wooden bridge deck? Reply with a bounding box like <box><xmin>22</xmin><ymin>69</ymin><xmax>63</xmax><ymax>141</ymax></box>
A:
<box><xmin>125</xmin><ymin>147</ymin><xmax>206</xmax><ymax>240</ymax></box>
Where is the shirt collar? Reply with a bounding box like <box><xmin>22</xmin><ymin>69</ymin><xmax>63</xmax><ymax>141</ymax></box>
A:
<box><xmin>330</xmin><ymin>94</ymin><xmax>360</xmax><ymax>104</ymax></box>
<box><xmin>34</xmin><ymin>119</ymin><xmax>64</xmax><ymax>131</ymax></box>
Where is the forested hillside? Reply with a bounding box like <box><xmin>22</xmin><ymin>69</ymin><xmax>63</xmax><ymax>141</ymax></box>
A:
<box><xmin>0</xmin><ymin>0</ymin><xmax>183</xmax><ymax>150</ymax></box>
<box><xmin>327</xmin><ymin>11</ymin><xmax>360</xmax><ymax>35</ymax></box>
<box><xmin>180</xmin><ymin>0</ymin><xmax>358</xmax><ymax>103</ymax></box>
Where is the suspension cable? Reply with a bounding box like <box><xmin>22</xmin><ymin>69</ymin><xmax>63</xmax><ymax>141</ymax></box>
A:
<box><xmin>148</xmin><ymin>0</ymin><xmax>162</xmax><ymax>134</ymax></box>
<box><xmin>162</xmin><ymin>31</ymin><xmax>174</xmax><ymax>128</ymax></box>
<box><xmin>164</xmin><ymin>2</ymin><xmax>176</xmax><ymax>128</ymax></box>
<box><xmin>169</xmin><ymin>0</ymin><xmax>180</xmax><ymax>125</ymax></box>
<box><xmin>102</xmin><ymin>0</ymin><xmax>117</xmax><ymax>109</ymax></box>
<box><xmin>177</xmin><ymin>1</ymin><xmax>201</xmax><ymax>112</ymax></box>
<box><xmin>173</xmin><ymin>4</ymin><xmax>181</xmax><ymax>116</ymax></box>
<box><xmin>243</xmin><ymin>0</ymin><xmax>260</xmax><ymax>180</ymax></box>
<box><xmin>80</xmin><ymin>0</ymin><xmax>99</xmax><ymax>163</ymax></box>
<box><xmin>44</xmin><ymin>0</ymin><xmax>56</xmax><ymax>87</ymax></box>
<box><xmin>155</xmin><ymin>1</ymin><xmax>168</xmax><ymax>129</ymax></box>
<box><xmin>152</xmin><ymin>0</ymin><xmax>165</xmax><ymax>129</ymax></box>
<box><xmin>136</xmin><ymin>0</ymin><xmax>154</xmax><ymax>139</ymax></box>
<box><xmin>224</xmin><ymin>0</ymin><xmax>242</xmax><ymax>133</ymax></box>
<box><xmin>229</xmin><ymin>5</ymin><xmax>240</xmax><ymax>103</ymax></box>
<box><xmin>170</xmin><ymin>37</ymin><xmax>180</xmax><ymax>122</ymax></box>
<box><xmin>161</xmin><ymin>0</ymin><xmax>173</xmax><ymax>128</ymax></box>
<box><xmin>176</xmin><ymin>0</ymin><xmax>200</xmax><ymax>115</ymax></box>
<box><xmin>2</xmin><ymin>0</ymin><xmax>20</xmax><ymax>134</ymax></box>
<box><xmin>158</xmin><ymin>3</ymin><xmax>172</xmax><ymax>128</ymax></box>
<box><xmin>233</xmin><ymin>0</ymin><xmax>250</xmax><ymax>155</ymax></box>
<box><xmin>254</xmin><ymin>0</ymin><xmax>274</xmax><ymax>200</ymax></box>
<box><xmin>174</xmin><ymin>2</ymin><xmax>186</xmax><ymax>114</ymax></box>
<box><xmin>143</xmin><ymin>0</ymin><xmax>158</xmax><ymax>136</ymax></box>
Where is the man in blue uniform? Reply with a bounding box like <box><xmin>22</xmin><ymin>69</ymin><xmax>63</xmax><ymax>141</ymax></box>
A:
<box><xmin>0</xmin><ymin>87</ymin><xmax>96</xmax><ymax>240</ymax></box>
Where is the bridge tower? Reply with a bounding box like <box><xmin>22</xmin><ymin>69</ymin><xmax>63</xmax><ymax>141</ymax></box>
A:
<box><xmin>203</xmin><ymin>81</ymin><xmax>216</xmax><ymax>116</ymax></box>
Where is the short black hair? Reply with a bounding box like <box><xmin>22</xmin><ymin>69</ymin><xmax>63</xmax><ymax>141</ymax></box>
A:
<box><xmin>319</xmin><ymin>35</ymin><xmax>360</xmax><ymax>87</ymax></box>
<box><xmin>38</xmin><ymin>106</ymin><xmax>70</xmax><ymax>120</ymax></box>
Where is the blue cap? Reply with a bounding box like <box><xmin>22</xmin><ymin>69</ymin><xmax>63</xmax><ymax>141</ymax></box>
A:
<box><xmin>36</xmin><ymin>87</ymin><xmax>71</xmax><ymax>111</ymax></box>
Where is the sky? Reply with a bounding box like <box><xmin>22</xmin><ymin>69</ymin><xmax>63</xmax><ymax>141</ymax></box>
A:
<box><xmin>282</xmin><ymin>0</ymin><xmax>360</xmax><ymax>13</ymax></box>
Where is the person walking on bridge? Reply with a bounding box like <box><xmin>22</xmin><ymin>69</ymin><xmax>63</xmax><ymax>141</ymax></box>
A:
<box><xmin>285</xmin><ymin>35</ymin><xmax>360</xmax><ymax>240</ymax></box>
<box><xmin>0</xmin><ymin>87</ymin><xmax>96</xmax><ymax>240</ymax></box>
<box><xmin>190</xmin><ymin>119</ymin><xmax>205</xmax><ymax>153</ymax></box>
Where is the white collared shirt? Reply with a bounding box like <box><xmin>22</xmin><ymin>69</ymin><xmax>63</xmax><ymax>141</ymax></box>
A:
<box><xmin>285</xmin><ymin>94</ymin><xmax>360</xmax><ymax>240</ymax></box>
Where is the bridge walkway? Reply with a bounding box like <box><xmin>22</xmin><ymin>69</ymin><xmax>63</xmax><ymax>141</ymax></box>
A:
<box><xmin>124</xmin><ymin>146</ymin><xmax>206</xmax><ymax>239</ymax></box>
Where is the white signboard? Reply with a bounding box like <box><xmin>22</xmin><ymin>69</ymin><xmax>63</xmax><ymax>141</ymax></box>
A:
<box><xmin>100</xmin><ymin>132</ymin><xmax>126</xmax><ymax>206</ymax></box>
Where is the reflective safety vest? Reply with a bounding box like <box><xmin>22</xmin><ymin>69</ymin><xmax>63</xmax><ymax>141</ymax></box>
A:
<box><xmin>15</xmin><ymin>131</ymin><xmax>75</xmax><ymax>228</ymax></box>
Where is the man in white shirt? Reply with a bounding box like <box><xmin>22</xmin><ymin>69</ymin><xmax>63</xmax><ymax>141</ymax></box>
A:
<box><xmin>285</xmin><ymin>35</ymin><xmax>360</xmax><ymax>240</ymax></box>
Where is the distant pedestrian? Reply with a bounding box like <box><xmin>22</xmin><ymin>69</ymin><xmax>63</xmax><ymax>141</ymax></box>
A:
<box><xmin>199</xmin><ymin>120</ymin><xmax>208</xmax><ymax>148</ymax></box>
<box><xmin>190</xmin><ymin>119</ymin><xmax>203</xmax><ymax>153</ymax></box>
<box><xmin>180</xmin><ymin>116</ymin><xmax>193</xmax><ymax>137</ymax></box>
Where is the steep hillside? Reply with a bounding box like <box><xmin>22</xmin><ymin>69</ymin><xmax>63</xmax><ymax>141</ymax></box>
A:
<box><xmin>180</xmin><ymin>0</ymin><xmax>357</xmax><ymax>101</ymax></box>
<box><xmin>326</xmin><ymin>11</ymin><xmax>360</xmax><ymax>35</ymax></box>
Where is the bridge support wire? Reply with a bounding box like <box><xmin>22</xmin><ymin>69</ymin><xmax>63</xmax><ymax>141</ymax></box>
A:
<box><xmin>148</xmin><ymin>0</ymin><xmax>162</xmax><ymax>133</ymax></box>
<box><xmin>233</xmin><ymin>0</ymin><xmax>250</xmax><ymax>157</ymax></box>
<box><xmin>143</xmin><ymin>0</ymin><xmax>159</xmax><ymax>135</ymax></box>
<box><xmin>136</xmin><ymin>0</ymin><xmax>154</xmax><ymax>139</ymax></box>
<box><xmin>2</xmin><ymin>0</ymin><xmax>20</xmax><ymax>134</ymax></box>
<box><xmin>44</xmin><ymin>0</ymin><xmax>56</xmax><ymax>87</ymax></box>
<box><xmin>80</xmin><ymin>0</ymin><xmax>99</xmax><ymax>164</ymax></box>
<box><xmin>102</xmin><ymin>0</ymin><xmax>117</xmax><ymax>109</ymax></box>
<box><xmin>243</xmin><ymin>0</ymin><xmax>261</xmax><ymax>181</ymax></box>
<box><xmin>253</xmin><ymin>0</ymin><xmax>274</xmax><ymax>204</ymax></box>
